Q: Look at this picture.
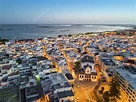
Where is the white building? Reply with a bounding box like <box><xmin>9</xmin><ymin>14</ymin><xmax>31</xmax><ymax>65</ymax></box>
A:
<box><xmin>79</xmin><ymin>54</ymin><xmax>97</xmax><ymax>82</ymax></box>
<box><xmin>113</xmin><ymin>66</ymin><xmax>136</xmax><ymax>102</ymax></box>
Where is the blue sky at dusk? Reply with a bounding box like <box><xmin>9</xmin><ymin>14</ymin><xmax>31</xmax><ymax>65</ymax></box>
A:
<box><xmin>0</xmin><ymin>0</ymin><xmax>136</xmax><ymax>24</ymax></box>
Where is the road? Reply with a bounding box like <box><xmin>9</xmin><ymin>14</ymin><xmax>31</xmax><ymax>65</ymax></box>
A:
<box><xmin>42</xmin><ymin>42</ymin><xmax>104</xmax><ymax>102</ymax></box>
<box><xmin>73</xmin><ymin>79</ymin><xmax>97</xmax><ymax>102</ymax></box>
<box><xmin>58</xmin><ymin>45</ymin><xmax>77</xmax><ymax>79</ymax></box>
<box><xmin>84</xmin><ymin>40</ymin><xmax>105</xmax><ymax>102</ymax></box>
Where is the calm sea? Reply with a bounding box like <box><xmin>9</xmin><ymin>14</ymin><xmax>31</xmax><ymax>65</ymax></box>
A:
<box><xmin>0</xmin><ymin>24</ymin><xmax>131</xmax><ymax>40</ymax></box>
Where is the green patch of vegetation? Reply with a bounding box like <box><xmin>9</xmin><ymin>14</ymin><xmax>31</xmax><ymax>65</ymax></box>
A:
<box><xmin>97</xmin><ymin>100</ymin><xmax>102</xmax><ymax>102</ymax></box>
<box><xmin>58</xmin><ymin>35</ymin><xmax>62</xmax><ymax>37</ymax></box>
<box><xmin>85</xmin><ymin>32</ymin><xmax>94</xmax><ymax>35</ymax></box>
<box><xmin>103</xmin><ymin>91</ymin><xmax>111</xmax><ymax>102</ymax></box>
<box><xmin>109</xmin><ymin>78</ymin><xmax>120</xmax><ymax>99</ymax></box>
<box><xmin>68</xmin><ymin>34</ymin><xmax>72</xmax><ymax>37</ymax></box>
<box><xmin>16</xmin><ymin>58</ymin><xmax>22</xmax><ymax>64</ymax></box>
<box><xmin>0</xmin><ymin>37</ymin><xmax>9</xmax><ymax>44</ymax></box>
<box><xmin>103</xmin><ymin>78</ymin><xmax>120</xmax><ymax>102</ymax></box>
<box><xmin>99</xmin><ymin>87</ymin><xmax>105</xmax><ymax>94</ymax></box>
<box><xmin>74</xmin><ymin>61</ymin><xmax>81</xmax><ymax>73</ymax></box>
<box><xmin>74</xmin><ymin>61</ymin><xmax>81</xmax><ymax>68</ymax></box>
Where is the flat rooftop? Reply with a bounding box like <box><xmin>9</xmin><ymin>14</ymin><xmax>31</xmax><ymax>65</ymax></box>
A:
<box><xmin>49</xmin><ymin>73</ymin><xmax>68</xmax><ymax>85</ymax></box>
<box><xmin>115</xmin><ymin>68</ymin><xmax>136</xmax><ymax>91</ymax></box>
<box><xmin>101</xmin><ymin>59</ymin><xmax>116</xmax><ymax>66</ymax></box>
<box><xmin>41</xmin><ymin>78</ymin><xmax>52</xmax><ymax>94</ymax></box>
<box><xmin>54</xmin><ymin>82</ymin><xmax>70</xmax><ymax>89</ymax></box>
<box><xmin>55</xmin><ymin>90</ymin><xmax>74</xmax><ymax>99</ymax></box>
<box><xmin>123</xmin><ymin>65</ymin><xmax>136</xmax><ymax>74</ymax></box>
<box><xmin>41</xmin><ymin>73</ymin><xmax>70</xmax><ymax>94</ymax></box>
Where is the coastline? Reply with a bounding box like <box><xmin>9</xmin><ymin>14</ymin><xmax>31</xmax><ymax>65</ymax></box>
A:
<box><xmin>8</xmin><ymin>29</ymin><xmax>136</xmax><ymax>43</ymax></box>
<box><xmin>0</xmin><ymin>24</ymin><xmax>134</xmax><ymax>41</ymax></box>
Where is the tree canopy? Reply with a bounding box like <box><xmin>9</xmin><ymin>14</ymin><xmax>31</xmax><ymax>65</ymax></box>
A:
<box><xmin>103</xmin><ymin>91</ymin><xmax>110</xmax><ymax>102</ymax></box>
<box><xmin>103</xmin><ymin>77</ymin><xmax>120</xmax><ymax>102</ymax></box>
<box><xmin>74</xmin><ymin>61</ymin><xmax>81</xmax><ymax>73</ymax></box>
<box><xmin>16</xmin><ymin>58</ymin><xmax>22</xmax><ymax>64</ymax></box>
<box><xmin>74</xmin><ymin>61</ymin><xmax>81</xmax><ymax>68</ymax></box>
<box><xmin>109</xmin><ymin>77</ymin><xmax>120</xmax><ymax>99</ymax></box>
<box><xmin>0</xmin><ymin>37</ymin><xmax>9</xmax><ymax>44</ymax></box>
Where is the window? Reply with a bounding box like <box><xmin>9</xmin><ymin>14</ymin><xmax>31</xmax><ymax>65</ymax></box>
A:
<box><xmin>133</xmin><ymin>91</ymin><xmax>135</xmax><ymax>95</ymax></box>
<box><xmin>132</xmin><ymin>95</ymin><xmax>135</xmax><ymax>98</ymax></box>
<box><xmin>128</xmin><ymin>86</ymin><xmax>133</xmax><ymax>92</ymax></box>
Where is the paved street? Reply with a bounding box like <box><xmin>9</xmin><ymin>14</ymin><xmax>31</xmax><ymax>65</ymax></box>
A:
<box><xmin>43</xmin><ymin>42</ymin><xmax>106</xmax><ymax>102</ymax></box>
<box><xmin>73</xmin><ymin>79</ymin><xmax>97</xmax><ymax>102</ymax></box>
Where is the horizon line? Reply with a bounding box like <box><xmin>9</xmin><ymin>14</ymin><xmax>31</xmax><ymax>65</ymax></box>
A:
<box><xmin>0</xmin><ymin>23</ymin><xmax>136</xmax><ymax>25</ymax></box>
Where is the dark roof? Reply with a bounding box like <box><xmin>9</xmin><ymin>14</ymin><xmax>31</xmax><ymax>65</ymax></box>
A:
<box><xmin>79</xmin><ymin>68</ymin><xmax>85</xmax><ymax>74</ymax></box>
<box><xmin>8</xmin><ymin>72</ymin><xmax>19</xmax><ymax>76</ymax></box>
<box><xmin>57</xmin><ymin>90</ymin><xmax>74</xmax><ymax>99</ymax></box>
<box><xmin>30</xmin><ymin>56</ymin><xmax>48</xmax><ymax>61</ymax></box>
<box><xmin>65</xmin><ymin>73</ymin><xmax>73</xmax><ymax>80</ymax></box>
<box><xmin>88</xmin><ymin>45</ymin><xmax>99</xmax><ymax>49</ymax></box>
<box><xmin>123</xmin><ymin>65</ymin><xmax>136</xmax><ymax>74</ymax></box>
<box><xmin>101</xmin><ymin>59</ymin><xmax>116</xmax><ymax>66</ymax></box>
<box><xmin>83</xmin><ymin>64</ymin><xmax>92</xmax><ymax>70</ymax></box>
<box><xmin>2</xmin><ymin>65</ymin><xmax>11</xmax><ymax>70</ymax></box>
<box><xmin>85</xmin><ymin>74</ymin><xmax>91</xmax><ymax>76</ymax></box>
<box><xmin>54</xmin><ymin>83</ymin><xmax>62</xmax><ymax>89</ymax></box>
<box><xmin>15</xmin><ymin>39</ymin><xmax>35</xmax><ymax>42</ymax></box>
<box><xmin>22</xmin><ymin>63</ymin><xmax>29</xmax><ymax>67</ymax></box>
<box><xmin>54</xmin><ymin>82</ymin><xmax>71</xmax><ymax>89</ymax></box>
<box><xmin>81</xmin><ymin>55</ymin><xmax>94</xmax><ymax>63</ymax></box>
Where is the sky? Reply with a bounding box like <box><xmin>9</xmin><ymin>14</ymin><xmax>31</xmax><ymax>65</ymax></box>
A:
<box><xmin>0</xmin><ymin>0</ymin><xmax>136</xmax><ymax>24</ymax></box>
